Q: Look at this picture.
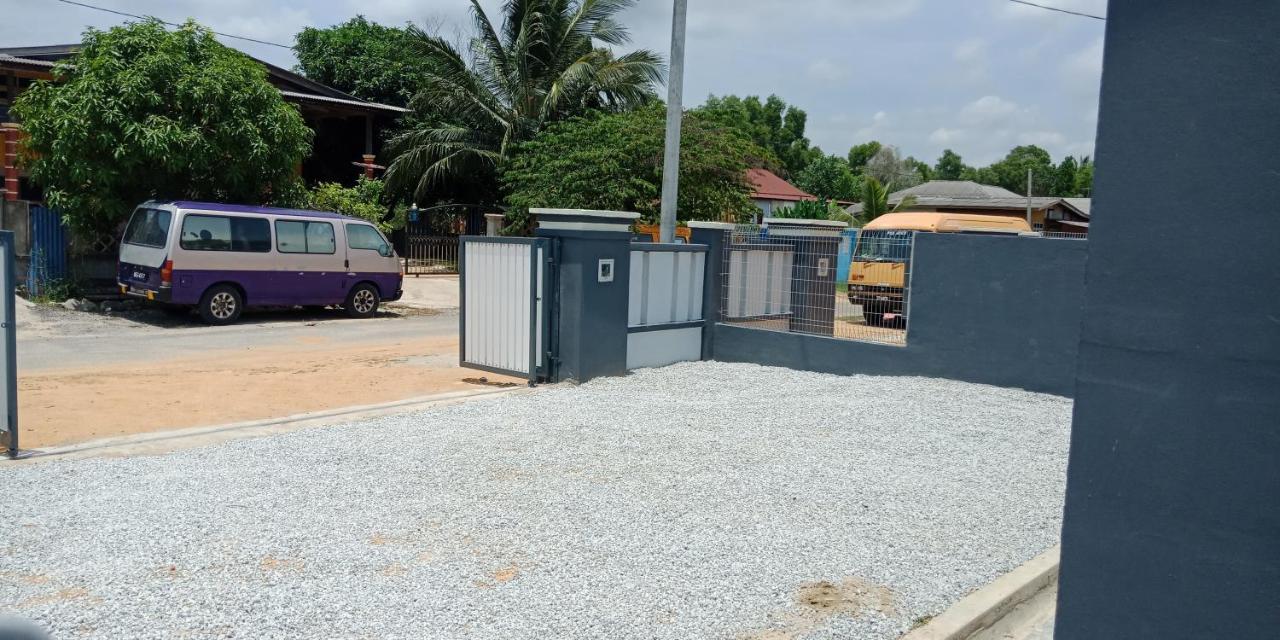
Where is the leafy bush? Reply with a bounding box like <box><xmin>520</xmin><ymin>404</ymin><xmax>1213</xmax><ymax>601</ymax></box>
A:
<box><xmin>13</xmin><ymin>19</ymin><xmax>313</xmax><ymax>235</ymax></box>
<box><xmin>307</xmin><ymin>177</ymin><xmax>405</xmax><ymax>232</ymax></box>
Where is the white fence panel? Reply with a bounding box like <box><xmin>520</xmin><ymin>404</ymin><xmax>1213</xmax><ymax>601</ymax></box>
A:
<box><xmin>726</xmin><ymin>247</ymin><xmax>793</xmax><ymax>319</ymax></box>
<box><xmin>628</xmin><ymin>247</ymin><xmax>705</xmax><ymax>327</ymax></box>
<box><xmin>463</xmin><ymin>240</ymin><xmax>533</xmax><ymax>376</ymax></box>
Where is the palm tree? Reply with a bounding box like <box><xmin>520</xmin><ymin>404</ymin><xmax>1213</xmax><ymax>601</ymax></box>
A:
<box><xmin>856</xmin><ymin>177</ymin><xmax>917</xmax><ymax>225</ymax></box>
<box><xmin>384</xmin><ymin>0</ymin><xmax>665</xmax><ymax>203</ymax></box>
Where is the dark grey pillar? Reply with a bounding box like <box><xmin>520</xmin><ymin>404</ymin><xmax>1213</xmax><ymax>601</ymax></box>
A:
<box><xmin>534</xmin><ymin>208</ymin><xmax>638</xmax><ymax>383</ymax></box>
<box><xmin>1056</xmin><ymin>2</ymin><xmax>1280</xmax><ymax>638</ymax></box>
<box><xmin>688</xmin><ymin>221</ymin><xmax>734</xmax><ymax>359</ymax></box>
<box><xmin>763</xmin><ymin>218</ymin><xmax>845</xmax><ymax>336</ymax></box>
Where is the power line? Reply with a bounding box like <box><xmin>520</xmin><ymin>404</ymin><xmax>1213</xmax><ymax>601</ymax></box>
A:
<box><xmin>1006</xmin><ymin>0</ymin><xmax>1106</xmax><ymax>20</ymax></box>
<box><xmin>53</xmin><ymin>0</ymin><xmax>294</xmax><ymax>49</ymax></box>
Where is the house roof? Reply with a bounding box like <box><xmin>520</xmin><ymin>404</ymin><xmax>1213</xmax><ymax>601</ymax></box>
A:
<box><xmin>893</xmin><ymin>180</ymin><xmax>1022</xmax><ymax>199</ymax></box>
<box><xmin>747</xmin><ymin>168</ymin><xmax>816</xmax><ymax>202</ymax></box>
<box><xmin>845</xmin><ymin>179</ymin><xmax>1091</xmax><ymax>218</ymax></box>
<box><xmin>0</xmin><ymin>44</ymin><xmax>406</xmax><ymax>115</ymax></box>
<box><xmin>1063</xmin><ymin>197</ymin><xmax>1091</xmax><ymax>217</ymax></box>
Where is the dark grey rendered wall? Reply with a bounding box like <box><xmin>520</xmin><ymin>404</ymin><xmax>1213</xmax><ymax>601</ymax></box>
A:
<box><xmin>1055</xmin><ymin>2</ymin><xmax>1280</xmax><ymax>637</ymax></box>
<box><xmin>711</xmin><ymin>232</ymin><xmax>1088</xmax><ymax>396</ymax></box>
<box><xmin>535</xmin><ymin>229</ymin><xmax>632</xmax><ymax>383</ymax></box>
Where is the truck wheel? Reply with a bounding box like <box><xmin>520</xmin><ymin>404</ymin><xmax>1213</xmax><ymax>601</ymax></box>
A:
<box><xmin>344</xmin><ymin>283</ymin><xmax>380</xmax><ymax>319</ymax></box>
<box><xmin>199</xmin><ymin>285</ymin><xmax>243</xmax><ymax>325</ymax></box>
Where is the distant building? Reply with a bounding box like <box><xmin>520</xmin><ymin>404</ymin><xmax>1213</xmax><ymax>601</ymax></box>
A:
<box><xmin>844</xmin><ymin>180</ymin><xmax>1091</xmax><ymax>234</ymax></box>
<box><xmin>747</xmin><ymin>168</ymin><xmax>816</xmax><ymax>219</ymax></box>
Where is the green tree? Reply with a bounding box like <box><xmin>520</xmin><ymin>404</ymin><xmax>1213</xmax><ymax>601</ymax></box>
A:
<box><xmin>502</xmin><ymin>105</ymin><xmax>759</xmax><ymax>231</ymax></box>
<box><xmin>1073</xmin><ymin>157</ymin><xmax>1094</xmax><ymax>197</ymax></box>
<box><xmin>846</xmin><ymin>141</ymin><xmax>882</xmax><ymax>175</ymax></box>
<box><xmin>13</xmin><ymin>19</ymin><xmax>312</xmax><ymax>235</ymax></box>
<box><xmin>986</xmin><ymin>145</ymin><xmax>1055</xmax><ymax>195</ymax></box>
<box><xmin>697</xmin><ymin>94</ymin><xmax>820</xmax><ymax>176</ymax></box>
<box><xmin>1052</xmin><ymin>155</ymin><xmax>1079</xmax><ymax>197</ymax></box>
<box><xmin>384</xmin><ymin>0</ymin><xmax>664</xmax><ymax>205</ymax></box>
<box><xmin>933</xmin><ymin>149</ymin><xmax>965</xmax><ymax>180</ymax></box>
<box><xmin>294</xmin><ymin>16</ymin><xmax>432</xmax><ymax>107</ymax></box>
<box><xmin>794</xmin><ymin>155</ymin><xmax>860</xmax><ymax>201</ymax></box>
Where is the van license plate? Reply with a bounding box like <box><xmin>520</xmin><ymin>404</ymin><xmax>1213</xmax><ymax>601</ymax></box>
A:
<box><xmin>133</xmin><ymin>271</ymin><xmax>147</xmax><ymax>280</ymax></box>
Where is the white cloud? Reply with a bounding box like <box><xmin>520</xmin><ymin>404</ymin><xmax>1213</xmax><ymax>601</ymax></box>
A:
<box><xmin>960</xmin><ymin>95</ymin><xmax>1020</xmax><ymax>125</ymax></box>
<box><xmin>953</xmin><ymin>38</ymin><xmax>987</xmax><ymax>63</ymax></box>
<box><xmin>929</xmin><ymin>127</ymin><xmax>965</xmax><ymax>144</ymax></box>
<box><xmin>806</xmin><ymin>58</ymin><xmax>849</xmax><ymax>82</ymax></box>
<box><xmin>1018</xmin><ymin>130</ymin><xmax>1067</xmax><ymax>146</ymax></box>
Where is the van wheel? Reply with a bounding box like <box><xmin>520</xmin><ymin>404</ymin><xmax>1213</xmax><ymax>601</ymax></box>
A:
<box><xmin>199</xmin><ymin>285</ymin><xmax>243</xmax><ymax>325</ymax></box>
<box><xmin>344</xmin><ymin>283</ymin><xmax>380</xmax><ymax>318</ymax></box>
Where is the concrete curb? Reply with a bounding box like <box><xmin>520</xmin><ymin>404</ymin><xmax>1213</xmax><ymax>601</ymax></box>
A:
<box><xmin>6</xmin><ymin>385</ymin><xmax>529</xmax><ymax>464</ymax></box>
<box><xmin>900</xmin><ymin>545</ymin><xmax>1060</xmax><ymax>640</ymax></box>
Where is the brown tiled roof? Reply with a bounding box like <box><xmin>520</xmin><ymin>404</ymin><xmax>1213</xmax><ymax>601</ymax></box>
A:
<box><xmin>747</xmin><ymin>168</ymin><xmax>816</xmax><ymax>202</ymax></box>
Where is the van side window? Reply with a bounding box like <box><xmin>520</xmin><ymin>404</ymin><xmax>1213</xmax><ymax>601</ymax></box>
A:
<box><xmin>346</xmin><ymin>224</ymin><xmax>385</xmax><ymax>251</ymax></box>
<box><xmin>275</xmin><ymin>220</ymin><xmax>336</xmax><ymax>254</ymax></box>
<box><xmin>180</xmin><ymin>215</ymin><xmax>271</xmax><ymax>252</ymax></box>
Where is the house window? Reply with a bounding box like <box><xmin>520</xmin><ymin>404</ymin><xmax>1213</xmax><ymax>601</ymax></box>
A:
<box><xmin>1033</xmin><ymin>223</ymin><xmax>1045</xmax><ymax>231</ymax></box>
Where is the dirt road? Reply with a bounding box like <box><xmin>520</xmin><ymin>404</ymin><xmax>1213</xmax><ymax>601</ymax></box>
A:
<box><xmin>17</xmin><ymin>302</ymin><xmax>516</xmax><ymax>450</ymax></box>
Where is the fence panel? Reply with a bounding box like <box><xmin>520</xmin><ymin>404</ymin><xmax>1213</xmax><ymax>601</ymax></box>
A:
<box><xmin>628</xmin><ymin>244</ymin><xmax>705</xmax><ymax>327</ymax></box>
<box><xmin>27</xmin><ymin>205</ymin><xmax>69</xmax><ymax>297</ymax></box>
<box><xmin>626</xmin><ymin>243</ymin><xmax>707</xmax><ymax>370</ymax></box>
<box><xmin>720</xmin><ymin>227</ymin><xmax>912</xmax><ymax>346</ymax></box>
<box><xmin>459</xmin><ymin>237</ymin><xmax>547</xmax><ymax>382</ymax></box>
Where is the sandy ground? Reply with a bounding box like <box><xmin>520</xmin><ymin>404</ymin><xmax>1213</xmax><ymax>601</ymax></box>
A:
<box><xmin>396</xmin><ymin>275</ymin><xmax>459</xmax><ymax>310</ymax></box>
<box><xmin>16</xmin><ymin>282</ymin><xmax>518</xmax><ymax>451</ymax></box>
<box><xmin>17</xmin><ymin>335</ymin><xmax>512</xmax><ymax>450</ymax></box>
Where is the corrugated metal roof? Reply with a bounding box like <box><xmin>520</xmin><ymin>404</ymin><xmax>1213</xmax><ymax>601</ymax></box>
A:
<box><xmin>1063</xmin><ymin>197</ymin><xmax>1091</xmax><ymax>217</ymax></box>
<box><xmin>279</xmin><ymin>91</ymin><xmax>408</xmax><ymax>114</ymax></box>
<box><xmin>893</xmin><ymin>180</ymin><xmax>1023</xmax><ymax>199</ymax></box>
<box><xmin>0</xmin><ymin>54</ymin><xmax>57</xmax><ymax>70</ymax></box>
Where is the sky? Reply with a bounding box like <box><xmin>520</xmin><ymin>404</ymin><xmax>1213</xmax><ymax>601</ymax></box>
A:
<box><xmin>5</xmin><ymin>0</ymin><xmax>1107</xmax><ymax>167</ymax></box>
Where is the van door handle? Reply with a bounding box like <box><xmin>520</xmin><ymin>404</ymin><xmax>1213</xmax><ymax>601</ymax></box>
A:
<box><xmin>344</xmin><ymin>259</ymin><xmax>349</xmax><ymax>268</ymax></box>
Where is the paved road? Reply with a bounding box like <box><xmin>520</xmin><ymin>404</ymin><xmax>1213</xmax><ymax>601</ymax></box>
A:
<box><xmin>19</xmin><ymin>306</ymin><xmax>459</xmax><ymax>372</ymax></box>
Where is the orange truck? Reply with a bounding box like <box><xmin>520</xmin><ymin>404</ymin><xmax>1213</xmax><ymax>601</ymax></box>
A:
<box><xmin>849</xmin><ymin>212</ymin><xmax>1031</xmax><ymax>325</ymax></box>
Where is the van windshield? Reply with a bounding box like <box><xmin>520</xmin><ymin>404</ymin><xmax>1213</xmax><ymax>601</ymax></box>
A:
<box><xmin>855</xmin><ymin>230</ymin><xmax>913</xmax><ymax>263</ymax></box>
<box><xmin>123</xmin><ymin>208</ymin><xmax>172</xmax><ymax>248</ymax></box>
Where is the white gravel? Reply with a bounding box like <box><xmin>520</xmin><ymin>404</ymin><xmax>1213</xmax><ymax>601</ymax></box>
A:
<box><xmin>0</xmin><ymin>362</ymin><xmax>1072</xmax><ymax>639</ymax></box>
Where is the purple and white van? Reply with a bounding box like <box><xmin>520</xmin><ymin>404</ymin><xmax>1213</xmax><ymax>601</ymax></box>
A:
<box><xmin>118</xmin><ymin>201</ymin><xmax>403</xmax><ymax>324</ymax></box>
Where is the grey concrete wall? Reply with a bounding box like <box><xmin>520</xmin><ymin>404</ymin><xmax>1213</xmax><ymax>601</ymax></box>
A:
<box><xmin>1055</xmin><ymin>2</ymin><xmax>1280</xmax><ymax>638</ymax></box>
<box><xmin>711</xmin><ymin>233</ymin><xmax>1088</xmax><ymax>396</ymax></box>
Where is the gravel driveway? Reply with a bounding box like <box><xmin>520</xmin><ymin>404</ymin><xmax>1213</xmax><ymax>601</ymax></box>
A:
<box><xmin>0</xmin><ymin>362</ymin><xmax>1072</xmax><ymax>639</ymax></box>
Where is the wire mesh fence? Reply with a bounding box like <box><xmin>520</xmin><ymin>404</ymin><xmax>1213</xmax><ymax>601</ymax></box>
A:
<box><xmin>720</xmin><ymin>226</ymin><xmax>913</xmax><ymax>346</ymax></box>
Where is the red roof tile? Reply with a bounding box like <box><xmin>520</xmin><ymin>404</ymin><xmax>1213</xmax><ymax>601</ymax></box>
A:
<box><xmin>747</xmin><ymin>168</ymin><xmax>816</xmax><ymax>202</ymax></box>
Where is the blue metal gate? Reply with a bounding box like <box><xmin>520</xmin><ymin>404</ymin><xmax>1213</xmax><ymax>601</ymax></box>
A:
<box><xmin>27</xmin><ymin>205</ymin><xmax>69</xmax><ymax>296</ymax></box>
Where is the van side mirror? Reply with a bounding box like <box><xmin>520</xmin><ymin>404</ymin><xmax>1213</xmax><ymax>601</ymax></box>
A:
<box><xmin>378</xmin><ymin>244</ymin><xmax>392</xmax><ymax>257</ymax></box>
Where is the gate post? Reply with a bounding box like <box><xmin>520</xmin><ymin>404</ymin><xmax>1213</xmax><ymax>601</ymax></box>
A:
<box><xmin>534</xmin><ymin>208</ymin><xmax>639</xmax><ymax>383</ymax></box>
<box><xmin>688</xmin><ymin>221</ymin><xmax>735</xmax><ymax>359</ymax></box>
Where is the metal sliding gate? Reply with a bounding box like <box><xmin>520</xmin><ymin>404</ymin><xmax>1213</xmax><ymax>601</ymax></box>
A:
<box><xmin>459</xmin><ymin>236</ymin><xmax>553</xmax><ymax>384</ymax></box>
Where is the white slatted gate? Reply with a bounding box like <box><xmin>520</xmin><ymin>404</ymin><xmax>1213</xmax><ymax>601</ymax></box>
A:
<box><xmin>459</xmin><ymin>237</ymin><xmax>548</xmax><ymax>383</ymax></box>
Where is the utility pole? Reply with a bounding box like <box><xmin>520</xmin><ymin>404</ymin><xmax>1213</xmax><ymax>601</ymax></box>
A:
<box><xmin>658</xmin><ymin>0</ymin><xmax>688</xmax><ymax>244</ymax></box>
<box><xmin>1026</xmin><ymin>168</ymin><xmax>1034</xmax><ymax>227</ymax></box>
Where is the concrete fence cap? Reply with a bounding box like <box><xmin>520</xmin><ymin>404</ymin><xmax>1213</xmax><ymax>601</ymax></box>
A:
<box><xmin>531</xmin><ymin>208</ymin><xmax>641</xmax><ymax>220</ymax></box>
<box><xmin>761</xmin><ymin>217</ymin><xmax>848</xmax><ymax>228</ymax></box>
<box><xmin>686</xmin><ymin>221</ymin><xmax>738</xmax><ymax>230</ymax></box>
